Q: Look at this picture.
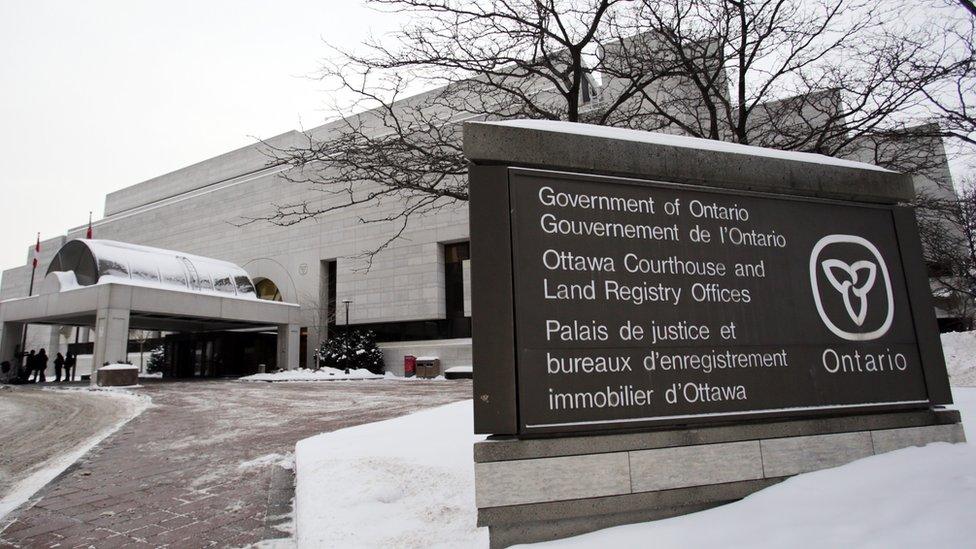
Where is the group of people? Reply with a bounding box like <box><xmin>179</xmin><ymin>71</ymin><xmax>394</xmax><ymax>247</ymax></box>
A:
<box><xmin>0</xmin><ymin>349</ymin><xmax>77</xmax><ymax>384</ymax></box>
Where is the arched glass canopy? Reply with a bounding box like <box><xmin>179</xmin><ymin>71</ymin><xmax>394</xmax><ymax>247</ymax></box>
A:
<box><xmin>46</xmin><ymin>239</ymin><xmax>258</xmax><ymax>298</ymax></box>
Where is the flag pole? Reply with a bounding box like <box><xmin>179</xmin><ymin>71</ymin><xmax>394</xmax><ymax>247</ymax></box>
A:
<box><xmin>20</xmin><ymin>233</ymin><xmax>40</xmax><ymax>366</ymax></box>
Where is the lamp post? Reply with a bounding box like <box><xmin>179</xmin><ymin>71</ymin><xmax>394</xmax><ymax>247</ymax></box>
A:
<box><xmin>342</xmin><ymin>299</ymin><xmax>352</xmax><ymax>326</ymax></box>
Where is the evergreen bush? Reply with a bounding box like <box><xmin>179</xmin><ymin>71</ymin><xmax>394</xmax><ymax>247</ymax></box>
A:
<box><xmin>146</xmin><ymin>345</ymin><xmax>165</xmax><ymax>374</ymax></box>
<box><xmin>317</xmin><ymin>329</ymin><xmax>385</xmax><ymax>374</ymax></box>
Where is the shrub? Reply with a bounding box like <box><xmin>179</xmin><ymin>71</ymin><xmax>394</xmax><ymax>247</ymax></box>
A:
<box><xmin>317</xmin><ymin>329</ymin><xmax>385</xmax><ymax>374</ymax></box>
<box><xmin>146</xmin><ymin>345</ymin><xmax>165</xmax><ymax>374</ymax></box>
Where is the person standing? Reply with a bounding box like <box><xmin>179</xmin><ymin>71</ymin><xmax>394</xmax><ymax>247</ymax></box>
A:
<box><xmin>26</xmin><ymin>350</ymin><xmax>37</xmax><ymax>382</ymax></box>
<box><xmin>35</xmin><ymin>349</ymin><xmax>48</xmax><ymax>383</ymax></box>
<box><xmin>64</xmin><ymin>352</ymin><xmax>76</xmax><ymax>382</ymax></box>
<box><xmin>54</xmin><ymin>352</ymin><xmax>65</xmax><ymax>382</ymax></box>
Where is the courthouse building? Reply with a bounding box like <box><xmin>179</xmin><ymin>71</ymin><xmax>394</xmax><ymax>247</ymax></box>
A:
<box><xmin>0</xmin><ymin>47</ymin><xmax>963</xmax><ymax>378</ymax></box>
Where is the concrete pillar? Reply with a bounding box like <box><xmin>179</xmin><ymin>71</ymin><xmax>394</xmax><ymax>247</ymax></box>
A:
<box><xmin>92</xmin><ymin>308</ymin><xmax>130</xmax><ymax>386</ymax></box>
<box><xmin>277</xmin><ymin>323</ymin><xmax>300</xmax><ymax>371</ymax></box>
<box><xmin>0</xmin><ymin>321</ymin><xmax>25</xmax><ymax>365</ymax></box>
<box><xmin>47</xmin><ymin>325</ymin><xmax>62</xmax><ymax>356</ymax></box>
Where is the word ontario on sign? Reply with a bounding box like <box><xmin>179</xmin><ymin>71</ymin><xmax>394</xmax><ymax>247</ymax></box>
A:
<box><xmin>472</xmin><ymin>167</ymin><xmax>951</xmax><ymax>436</ymax></box>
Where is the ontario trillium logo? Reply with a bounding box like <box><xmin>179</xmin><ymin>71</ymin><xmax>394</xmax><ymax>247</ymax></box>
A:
<box><xmin>809</xmin><ymin>235</ymin><xmax>894</xmax><ymax>341</ymax></box>
<box><xmin>821</xmin><ymin>258</ymin><xmax>876</xmax><ymax>326</ymax></box>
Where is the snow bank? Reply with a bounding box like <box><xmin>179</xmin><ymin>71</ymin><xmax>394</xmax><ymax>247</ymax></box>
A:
<box><xmin>99</xmin><ymin>363</ymin><xmax>138</xmax><ymax>371</ymax></box>
<box><xmin>528</xmin><ymin>405</ymin><xmax>975</xmax><ymax>548</ymax></box>
<box><xmin>295</xmin><ymin>400</ymin><xmax>488</xmax><ymax>548</ymax></box>
<box><xmin>240</xmin><ymin>367</ymin><xmax>383</xmax><ymax>382</ymax></box>
<box><xmin>942</xmin><ymin>330</ymin><xmax>976</xmax><ymax>386</ymax></box>
<box><xmin>445</xmin><ymin>366</ymin><xmax>473</xmax><ymax>374</ymax></box>
<box><xmin>291</xmin><ymin>333</ymin><xmax>976</xmax><ymax>548</ymax></box>
<box><xmin>295</xmin><ymin>393</ymin><xmax>974</xmax><ymax>549</ymax></box>
<box><xmin>0</xmin><ymin>389</ymin><xmax>150</xmax><ymax>519</ymax></box>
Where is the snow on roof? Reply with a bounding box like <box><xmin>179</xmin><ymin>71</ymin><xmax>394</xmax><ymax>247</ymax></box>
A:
<box><xmin>46</xmin><ymin>239</ymin><xmax>259</xmax><ymax>299</ymax></box>
<box><xmin>480</xmin><ymin>120</ymin><xmax>893</xmax><ymax>173</ymax></box>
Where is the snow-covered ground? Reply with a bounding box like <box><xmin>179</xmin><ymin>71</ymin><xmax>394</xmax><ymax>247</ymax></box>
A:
<box><xmin>942</xmin><ymin>329</ymin><xmax>976</xmax><ymax>387</ymax></box>
<box><xmin>0</xmin><ymin>388</ymin><xmax>149</xmax><ymax>519</ymax></box>
<box><xmin>239</xmin><ymin>367</ymin><xmax>384</xmax><ymax>382</ymax></box>
<box><xmin>295</xmin><ymin>400</ymin><xmax>488</xmax><ymax>548</ymax></box>
<box><xmin>293</xmin><ymin>330</ymin><xmax>976</xmax><ymax>548</ymax></box>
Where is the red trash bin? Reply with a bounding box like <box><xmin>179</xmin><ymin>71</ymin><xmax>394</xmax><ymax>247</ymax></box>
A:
<box><xmin>404</xmin><ymin>355</ymin><xmax>416</xmax><ymax>378</ymax></box>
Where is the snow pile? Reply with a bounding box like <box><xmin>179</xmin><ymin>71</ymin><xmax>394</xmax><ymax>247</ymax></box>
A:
<box><xmin>295</xmin><ymin>393</ymin><xmax>975</xmax><ymax>549</ymax></box>
<box><xmin>445</xmin><ymin>366</ymin><xmax>473</xmax><ymax>374</ymax></box>
<box><xmin>99</xmin><ymin>363</ymin><xmax>138</xmax><ymax>371</ymax></box>
<box><xmin>530</xmin><ymin>425</ymin><xmax>975</xmax><ymax>547</ymax></box>
<box><xmin>384</xmin><ymin>372</ymin><xmax>447</xmax><ymax>381</ymax></box>
<box><xmin>942</xmin><ymin>330</ymin><xmax>976</xmax><ymax>386</ymax></box>
<box><xmin>239</xmin><ymin>452</ymin><xmax>295</xmax><ymax>471</ymax></box>
<box><xmin>295</xmin><ymin>400</ymin><xmax>488</xmax><ymax>548</ymax></box>
<box><xmin>239</xmin><ymin>367</ymin><xmax>383</xmax><ymax>382</ymax></box>
<box><xmin>291</xmin><ymin>333</ymin><xmax>976</xmax><ymax>547</ymax></box>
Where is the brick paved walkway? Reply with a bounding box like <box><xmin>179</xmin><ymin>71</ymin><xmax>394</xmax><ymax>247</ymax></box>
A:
<box><xmin>0</xmin><ymin>379</ymin><xmax>471</xmax><ymax>548</ymax></box>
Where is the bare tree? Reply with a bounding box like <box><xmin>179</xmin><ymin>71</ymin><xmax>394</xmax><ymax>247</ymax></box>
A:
<box><xmin>605</xmin><ymin>0</ymin><xmax>967</xmax><ymax>163</ymax></box>
<box><xmin>916</xmin><ymin>175</ymin><xmax>976</xmax><ymax>327</ymax></box>
<box><xmin>957</xmin><ymin>0</ymin><xmax>976</xmax><ymax>18</ymax></box>
<box><xmin>920</xmin><ymin>16</ymin><xmax>976</xmax><ymax>148</ymax></box>
<box><xmin>245</xmin><ymin>0</ymin><xmax>973</xmax><ymax>263</ymax></box>
<box><xmin>129</xmin><ymin>329</ymin><xmax>155</xmax><ymax>372</ymax></box>
<box><xmin>246</xmin><ymin>0</ymin><xmax>636</xmax><ymax>267</ymax></box>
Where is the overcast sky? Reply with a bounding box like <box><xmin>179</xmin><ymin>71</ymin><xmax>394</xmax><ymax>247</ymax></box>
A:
<box><xmin>0</xmin><ymin>0</ymin><xmax>401</xmax><ymax>271</ymax></box>
<box><xmin>0</xmin><ymin>2</ymin><xmax>971</xmax><ymax>275</ymax></box>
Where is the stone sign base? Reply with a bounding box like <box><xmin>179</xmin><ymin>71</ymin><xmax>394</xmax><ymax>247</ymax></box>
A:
<box><xmin>96</xmin><ymin>366</ymin><xmax>139</xmax><ymax>387</ymax></box>
<box><xmin>474</xmin><ymin>408</ymin><xmax>964</xmax><ymax>548</ymax></box>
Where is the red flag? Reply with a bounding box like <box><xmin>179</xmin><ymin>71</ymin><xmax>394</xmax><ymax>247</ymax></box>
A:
<box><xmin>86</xmin><ymin>211</ymin><xmax>93</xmax><ymax>239</ymax></box>
<box><xmin>31</xmin><ymin>233</ymin><xmax>40</xmax><ymax>268</ymax></box>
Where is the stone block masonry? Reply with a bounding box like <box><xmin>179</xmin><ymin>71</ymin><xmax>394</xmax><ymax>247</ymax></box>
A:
<box><xmin>473</xmin><ymin>408</ymin><xmax>964</xmax><ymax>548</ymax></box>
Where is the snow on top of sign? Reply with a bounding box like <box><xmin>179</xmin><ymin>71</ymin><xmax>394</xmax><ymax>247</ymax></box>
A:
<box><xmin>480</xmin><ymin>120</ymin><xmax>893</xmax><ymax>173</ymax></box>
<box><xmin>99</xmin><ymin>363</ymin><xmax>139</xmax><ymax>371</ymax></box>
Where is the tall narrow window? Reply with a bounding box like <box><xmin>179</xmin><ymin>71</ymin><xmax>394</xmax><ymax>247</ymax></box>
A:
<box><xmin>326</xmin><ymin>260</ymin><xmax>337</xmax><ymax>327</ymax></box>
<box><xmin>443</xmin><ymin>242</ymin><xmax>471</xmax><ymax>338</ymax></box>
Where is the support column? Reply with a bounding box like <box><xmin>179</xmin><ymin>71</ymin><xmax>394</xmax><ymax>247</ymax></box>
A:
<box><xmin>277</xmin><ymin>323</ymin><xmax>300</xmax><ymax>371</ymax></box>
<box><xmin>47</xmin><ymin>325</ymin><xmax>62</xmax><ymax>356</ymax></box>
<box><xmin>1</xmin><ymin>321</ymin><xmax>25</xmax><ymax>368</ymax></box>
<box><xmin>0</xmin><ymin>322</ymin><xmax>24</xmax><ymax>384</ymax></box>
<box><xmin>92</xmin><ymin>308</ymin><xmax>130</xmax><ymax>386</ymax></box>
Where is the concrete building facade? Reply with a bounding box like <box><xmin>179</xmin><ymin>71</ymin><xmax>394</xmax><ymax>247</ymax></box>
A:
<box><xmin>0</xmin><ymin>124</ymin><xmax>473</xmax><ymax>373</ymax></box>
<box><xmin>0</xmin><ymin>58</ymin><xmax>962</xmax><ymax>375</ymax></box>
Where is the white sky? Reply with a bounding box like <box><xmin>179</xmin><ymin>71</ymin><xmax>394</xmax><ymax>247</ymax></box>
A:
<box><xmin>0</xmin><ymin>1</ymin><xmax>971</xmax><ymax>273</ymax></box>
<box><xmin>0</xmin><ymin>0</ymin><xmax>400</xmax><ymax>271</ymax></box>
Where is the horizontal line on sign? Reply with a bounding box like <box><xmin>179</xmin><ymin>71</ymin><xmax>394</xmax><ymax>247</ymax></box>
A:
<box><xmin>523</xmin><ymin>400</ymin><xmax>931</xmax><ymax>429</ymax></box>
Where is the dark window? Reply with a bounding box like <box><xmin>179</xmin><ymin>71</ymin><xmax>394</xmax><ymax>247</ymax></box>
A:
<box><xmin>326</xmin><ymin>260</ymin><xmax>337</xmax><ymax>326</ymax></box>
<box><xmin>443</xmin><ymin>242</ymin><xmax>471</xmax><ymax>338</ymax></box>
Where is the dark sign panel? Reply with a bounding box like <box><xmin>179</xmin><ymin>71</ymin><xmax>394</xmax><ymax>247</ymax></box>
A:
<box><xmin>505</xmin><ymin>168</ymin><xmax>938</xmax><ymax>434</ymax></box>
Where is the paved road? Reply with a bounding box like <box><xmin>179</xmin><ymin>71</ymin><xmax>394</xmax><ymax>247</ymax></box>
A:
<box><xmin>0</xmin><ymin>379</ymin><xmax>472</xmax><ymax>548</ymax></box>
<box><xmin>0</xmin><ymin>385</ymin><xmax>146</xmax><ymax>517</ymax></box>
